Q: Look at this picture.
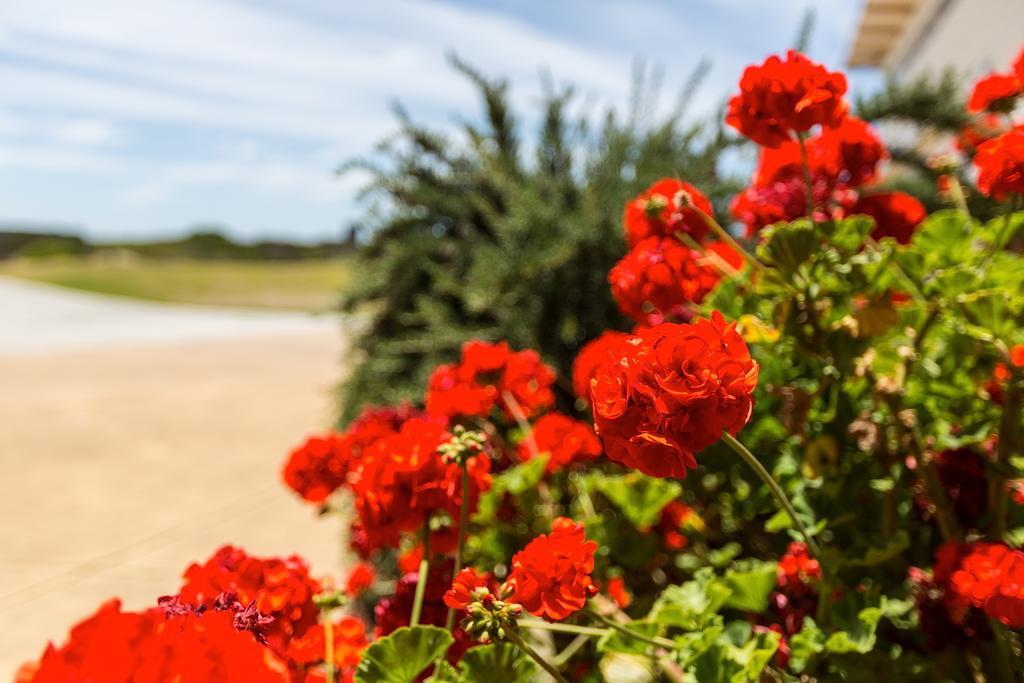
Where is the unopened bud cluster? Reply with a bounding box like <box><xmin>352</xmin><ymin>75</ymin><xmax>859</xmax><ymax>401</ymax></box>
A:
<box><xmin>461</xmin><ymin>592</ymin><xmax>524</xmax><ymax>644</ymax></box>
<box><xmin>438</xmin><ymin>425</ymin><xmax>487</xmax><ymax>466</ymax></box>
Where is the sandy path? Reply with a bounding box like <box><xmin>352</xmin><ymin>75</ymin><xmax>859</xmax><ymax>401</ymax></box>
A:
<box><xmin>0</xmin><ymin>279</ymin><xmax>350</xmax><ymax>676</ymax></box>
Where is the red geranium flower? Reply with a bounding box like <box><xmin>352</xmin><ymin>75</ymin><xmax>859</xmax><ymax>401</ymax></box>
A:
<box><xmin>506</xmin><ymin>517</ymin><xmax>598</xmax><ymax>621</ymax></box>
<box><xmin>815</xmin><ymin>116</ymin><xmax>888</xmax><ymax>187</ymax></box>
<box><xmin>974</xmin><ymin>126</ymin><xmax>1024</xmax><ymax>200</ymax></box>
<box><xmin>518</xmin><ymin>411</ymin><xmax>602</xmax><ymax>473</ymax></box>
<box><xmin>572</xmin><ymin>331</ymin><xmax>631</xmax><ymax>401</ymax></box>
<box><xmin>425</xmin><ymin>341</ymin><xmax>556</xmax><ymax>421</ymax></box>
<box><xmin>949</xmin><ymin>543</ymin><xmax>1024</xmax><ymax>628</ymax></box>
<box><xmin>19</xmin><ymin>599</ymin><xmax>287</xmax><ymax>683</ymax></box>
<box><xmin>606</xmin><ymin>576</ymin><xmax>632</xmax><ymax>609</ymax></box>
<box><xmin>347</xmin><ymin>417</ymin><xmax>491</xmax><ymax>553</ymax></box>
<box><xmin>589</xmin><ymin>312</ymin><xmax>759</xmax><ymax>479</ymax></box>
<box><xmin>968</xmin><ymin>73</ymin><xmax>1022</xmax><ymax>113</ymax></box>
<box><xmin>623</xmin><ymin>178</ymin><xmax>714</xmax><ymax>246</ymax></box>
<box><xmin>609</xmin><ymin>237</ymin><xmax>725</xmax><ymax>325</ymax></box>
<box><xmin>656</xmin><ymin>500</ymin><xmax>699</xmax><ymax>550</ymax></box>
<box><xmin>852</xmin><ymin>192</ymin><xmax>927</xmax><ymax>245</ymax></box>
<box><xmin>177</xmin><ymin>545</ymin><xmax>322</xmax><ymax>653</ymax></box>
<box><xmin>726</xmin><ymin>50</ymin><xmax>848</xmax><ymax>148</ymax></box>
<box><xmin>777</xmin><ymin>542</ymin><xmax>822</xmax><ymax>591</ymax></box>
<box><xmin>444</xmin><ymin>567</ymin><xmax>493</xmax><ymax>611</ymax></box>
<box><xmin>282</xmin><ymin>433</ymin><xmax>351</xmax><ymax>504</ymax></box>
<box><xmin>343</xmin><ymin>562</ymin><xmax>376</xmax><ymax>598</ymax></box>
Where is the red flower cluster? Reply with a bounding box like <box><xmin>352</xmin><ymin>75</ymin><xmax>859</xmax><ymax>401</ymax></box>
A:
<box><xmin>777</xmin><ymin>541</ymin><xmax>822</xmax><ymax>591</ymax></box>
<box><xmin>177</xmin><ymin>545</ymin><xmax>322</xmax><ymax>653</ymax></box>
<box><xmin>282</xmin><ymin>433</ymin><xmax>350</xmax><ymax>504</ymax></box>
<box><xmin>506</xmin><ymin>517</ymin><xmax>598</xmax><ymax>621</ymax></box>
<box><xmin>914</xmin><ymin>447</ymin><xmax>989</xmax><ymax>530</ymax></box>
<box><xmin>348</xmin><ymin>417</ymin><xmax>491</xmax><ymax>553</ymax></box>
<box><xmin>343</xmin><ymin>562</ymin><xmax>376</xmax><ymax>598</ymax></box>
<box><xmin>572</xmin><ymin>330</ymin><xmax>631</xmax><ymax>401</ymax></box>
<box><xmin>283</xmin><ymin>404</ymin><xmax>421</xmax><ymax>505</ymax></box>
<box><xmin>968</xmin><ymin>48</ymin><xmax>1024</xmax><ymax>113</ymax></box>
<box><xmin>609</xmin><ymin>237</ymin><xmax>739</xmax><ymax>325</ymax></box>
<box><xmin>949</xmin><ymin>543</ymin><xmax>1024</xmax><ymax>628</ymax></box>
<box><xmin>622</xmin><ymin>178</ymin><xmax>714</xmax><ymax>246</ymax></box>
<box><xmin>730</xmin><ymin>117</ymin><xmax>886</xmax><ymax>235</ymax></box>
<box><xmin>926</xmin><ymin>542</ymin><xmax>1024</xmax><ymax>631</ymax></box>
<box><xmin>726</xmin><ymin>50</ymin><xmax>848</xmax><ymax>148</ymax></box>
<box><xmin>656</xmin><ymin>500</ymin><xmax>699</xmax><ymax>551</ymax></box>
<box><xmin>852</xmin><ymin>192</ymin><xmax>927</xmax><ymax>245</ymax></box>
<box><xmin>518</xmin><ymin>411</ymin><xmax>601</xmax><ymax>473</ymax></box>
<box><xmin>969</xmin><ymin>74</ymin><xmax>1022</xmax><ymax>113</ymax></box>
<box><xmin>589</xmin><ymin>312</ymin><xmax>759</xmax><ymax>479</ymax></box>
<box><xmin>975</xmin><ymin>125</ymin><xmax>1024</xmax><ymax>200</ymax></box>
<box><xmin>425</xmin><ymin>340</ymin><xmax>556</xmax><ymax>421</ymax></box>
<box><xmin>19</xmin><ymin>599</ymin><xmax>287</xmax><ymax>683</ymax></box>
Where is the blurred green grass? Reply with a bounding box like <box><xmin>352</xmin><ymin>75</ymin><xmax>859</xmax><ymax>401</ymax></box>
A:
<box><xmin>0</xmin><ymin>254</ymin><xmax>354</xmax><ymax>312</ymax></box>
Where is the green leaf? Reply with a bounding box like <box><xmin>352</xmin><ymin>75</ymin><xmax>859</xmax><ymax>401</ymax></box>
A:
<box><xmin>722</xmin><ymin>561</ymin><xmax>778</xmax><ymax>613</ymax></box>
<box><xmin>788</xmin><ymin>618</ymin><xmax>825</xmax><ymax>673</ymax></box>
<box><xmin>756</xmin><ymin>220</ymin><xmax>818</xmax><ymax>277</ymax></box>
<box><xmin>825</xmin><ymin>606</ymin><xmax>884</xmax><ymax>654</ymax></box>
<box><xmin>458</xmin><ymin>643</ymin><xmax>535</xmax><ymax>682</ymax></box>
<box><xmin>588</xmin><ymin>472</ymin><xmax>682</xmax><ymax>530</ymax></box>
<box><xmin>650</xmin><ymin>569</ymin><xmax>731</xmax><ymax>630</ymax></box>
<box><xmin>840</xmin><ymin>532</ymin><xmax>909</xmax><ymax>569</ymax></box>
<box><xmin>355</xmin><ymin>626</ymin><xmax>454</xmax><ymax>683</ymax></box>
<box><xmin>496</xmin><ymin>456</ymin><xmax>548</xmax><ymax>495</ymax></box>
<box><xmin>596</xmin><ymin>620</ymin><xmax>663</xmax><ymax>655</ymax></box>
<box><xmin>826</xmin><ymin>215</ymin><xmax>874</xmax><ymax>253</ymax></box>
<box><xmin>729</xmin><ymin>628</ymin><xmax>780</xmax><ymax>683</ymax></box>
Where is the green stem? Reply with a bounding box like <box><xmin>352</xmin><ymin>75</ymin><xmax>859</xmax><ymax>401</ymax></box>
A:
<box><xmin>552</xmin><ymin>634</ymin><xmax>590</xmax><ymax>667</ymax></box>
<box><xmin>518</xmin><ymin>619</ymin><xmax>607</xmax><ymax>637</ymax></box>
<box><xmin>721</xmin><ymin>432</ymin><xmax>823</xmax><ymax>559</ymax></box>
<box><xmin>323</xmin><ymin>611</ymin><xmax>335</xmax><ymax>683</ymax></box>
<box><xmin>691</xmin><ymin>206</ymin><xmax>768</xmax><ymax>276</ymax></box>
<box><xmin>796</xmin><ymin>132</ymin><xmax>817</xmax><ymax>227</ymax></box>
<box><xmin>410</xmin><ymin>518</ymin><xmax>431</xmax><ymax>627</ymax></box>
<box><xmin>586</xmin><ymin>608</ymin><xmax>675</xmax><ymax>649</ymax></box>
<box><xmin>444</xmin><ymin>465</ymin><xmax>471</xmax><ymax>632</ymax></box>
<box><xmin>507</xmin><ymin>632</ymin><xmax>570</xmax><ymax>683</ymax></box>
<box><xmin>981</xmin><ymin>196</ymin><xmax>1020</xmax><ymax>269</ymax></box>
<box><xmin>984</xmin><ymin>617</ymin><xmax>1017</xmax><ymax>683</ymax></box>
<box><xmin>990</xmin><ymin>379</ymin><xmax>1021</xmax><ymax>541</ymax></box>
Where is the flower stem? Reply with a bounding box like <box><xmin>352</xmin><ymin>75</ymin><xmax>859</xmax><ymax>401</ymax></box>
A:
<box><xmin>585</xmin><ymin>608</ymin><xmax>675</xmax><ymax>649</ymax></box>
<box><xmin>690</xmin><ymin>206</ymin><xmax>767</xmax><ymax>276</ymax></box>
<box><xmin>444</xmin><ymin>465</ymin><xmax>471</xmax><ymax>632</ymax></box>
<box><xmin>507</xmin><ymin>631</ymin><xmax>570</xmax><ymax>683</ymax></box>
<box><xmin>990</xmin><ymin>378</ymin><xmax>1021</xmax><ymax>541</ymax></box>
<box><xmin>721</xmin><ymin>432</ymin><xmax>823</xmax><ymax>559</ymax></box>
<box><xmin>518</xmin><ymin>619</ymin><xmax>607</xmax><ymax>637</ymax></box>
<box><xmin>323</xmin><ymin>611</ymin><xmax>335</xmax><ymax>683</ymax></box>
<box><xmin>501</xmin><ymin>390</ymin><xmax>539</xmax><ymax>460</ymax></box>
<box><xmin>796</xmin><ymin>132</ymin><xmax>817</xmax><ymax>227</ymax></box>
<box><xmin>410</xmin><ymin>518</ymin><xmax>431</xmax><ymax>627</ymax></box>
<box><xmin>552</xmin><ymin>634</ymin><xmax>590</xmax><ymax>667</ymax></box>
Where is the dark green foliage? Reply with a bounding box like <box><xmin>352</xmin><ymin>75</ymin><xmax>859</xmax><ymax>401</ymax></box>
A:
<box><xmin>855</xmin><ymin>69</ymin><xmax>970</xmax><ymax>133</ymax></box>
<box><xmin>337</xmin><ymin>57</ymin><xmax>741</xmax><ymax>422</ymax></box>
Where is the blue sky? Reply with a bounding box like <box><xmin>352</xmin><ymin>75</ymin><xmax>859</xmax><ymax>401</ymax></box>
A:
<box><xmin>0</xmin><ymin>0</ymin><xmax>876</xmax><ymax>243</ymax></box>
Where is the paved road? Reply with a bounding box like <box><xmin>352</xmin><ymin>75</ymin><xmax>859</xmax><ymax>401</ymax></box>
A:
<box><xmin>0</xmin><ymin>278</ymin><xmax>349</xmax><ymax>675</ymax></box>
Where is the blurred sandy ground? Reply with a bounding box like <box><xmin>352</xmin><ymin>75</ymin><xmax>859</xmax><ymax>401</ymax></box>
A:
<box><xmin>0</xmin><ymin>278</ymin><xmax>347</xmax><ymax>676</ymax></box>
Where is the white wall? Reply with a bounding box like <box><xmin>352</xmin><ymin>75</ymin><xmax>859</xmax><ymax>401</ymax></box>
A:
<box><xmin>888</xmin><ymin>0</ymin><xmax>1024</xmax><ymax>82</ymax></box>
